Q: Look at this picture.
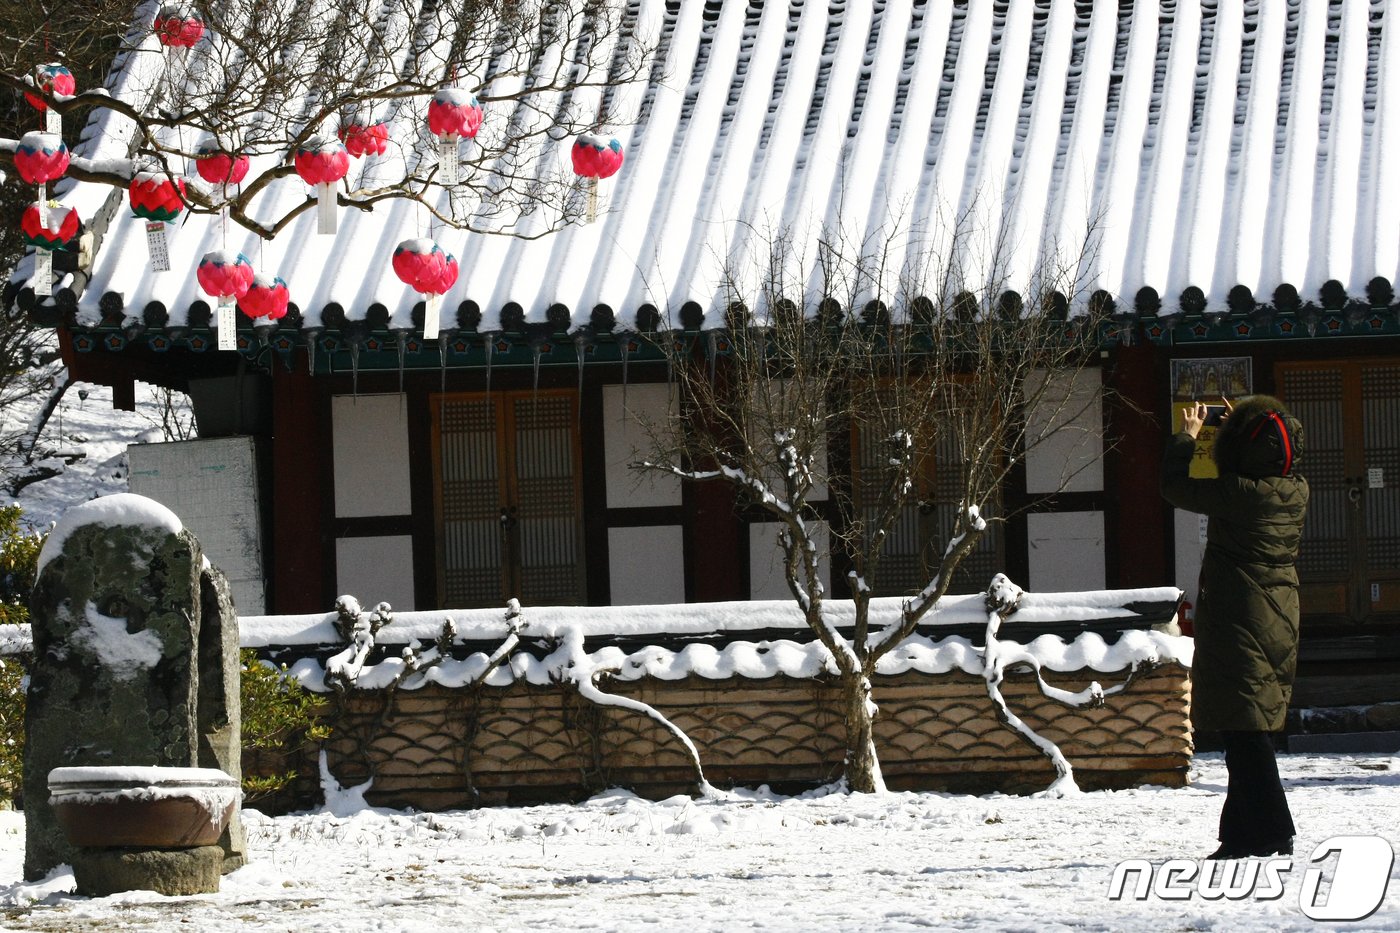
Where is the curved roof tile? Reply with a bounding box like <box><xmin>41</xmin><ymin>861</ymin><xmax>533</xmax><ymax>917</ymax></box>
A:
<box><xmin>26</xmin><ymin>0</ymin><xmax>1400</xmax><ymax>331</ymax></box>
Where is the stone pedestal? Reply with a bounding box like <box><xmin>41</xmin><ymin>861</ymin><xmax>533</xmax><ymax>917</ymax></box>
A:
<box><xmin>24</xmin><ymin>494</ymin><xmax>247</xmax><ymax>880</ymax></box>
<box><xmin>71</xmin><ymin>846</ymin><xmax>224</xmax><ymax>897</ymax></box>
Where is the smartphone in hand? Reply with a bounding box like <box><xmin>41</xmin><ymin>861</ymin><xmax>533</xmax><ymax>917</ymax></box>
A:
<box><xmin>1203</xmin><ymin>405</ymin><xmax>1227</xmax><ymax>427</ymax></box>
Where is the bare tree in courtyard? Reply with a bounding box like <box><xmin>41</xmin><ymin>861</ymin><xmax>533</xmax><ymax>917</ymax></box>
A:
<box><xmin>633</xmin><ymin>223</ymin><xmax>1112</xmax><ymax>793</ymax></box>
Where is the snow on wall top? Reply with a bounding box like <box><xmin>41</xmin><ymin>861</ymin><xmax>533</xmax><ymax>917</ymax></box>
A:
<box><xmin>40</xmin><ymin>0</ymin><xmax>1400</xmax><ymax>331</ymax></box>
<box><xmin>237</xmin><ymin>588</ymin><xmax>1183</xmax><ymax>647</ymax></box>
<box><xmin>1</xmin><ymin>587</ymin><xmax>1185</xmax><ymax>685</ymax></box>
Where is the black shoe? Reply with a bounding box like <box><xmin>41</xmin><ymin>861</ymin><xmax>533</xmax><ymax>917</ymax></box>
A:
<box><xmin>1207</xmin><ymin>844</ymin><xmax>1250</xmax><ymax>860</ymax></box>
<box><xmin>1207</xmin><ymin>838</ymin><xmax>1292</xmax><ymax>860</ymax></box>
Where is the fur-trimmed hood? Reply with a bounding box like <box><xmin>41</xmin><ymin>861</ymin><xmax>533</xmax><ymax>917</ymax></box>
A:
<box><xmin>1213</xmin><ymin>394</ymin><xmax>1304</xmax><ymax>478</ymax></box>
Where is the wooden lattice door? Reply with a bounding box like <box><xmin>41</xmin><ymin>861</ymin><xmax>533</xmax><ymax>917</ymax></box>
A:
<box><xmin>1279</xmin><ymin>360</ymin><xmax>1400</xmax><ymax>624</ymax></box>
<box><xmin>432</xmin><ymin>391</ymin><xmax>584</xmax><ymax>608</ymax></box>
<box><xmin>851</xmin><ymin>415</ymin><xmax>1000</xmax><ymax>598</ymax></box>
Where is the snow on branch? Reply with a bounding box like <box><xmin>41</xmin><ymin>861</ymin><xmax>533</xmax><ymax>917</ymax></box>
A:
<box><xmin>975</xmin><ymin>573</ymin><xmax>1156</xmax><ymax>797</ymax></box>
<box><xmin>868</xmin><ymin>503</ymin><xmax>988</xmax><ymax>656</ymax></box>
<box><xmin>548</xmin><ymin>621</ymin><xmax>715</xmax><ymax>799</ymax></box>
<box><xmin>635</xmin><ymin>459</ymin><xmax>792</xmax><ymax>515</ymax></box>
<box><xmin>322</xmin><ymin>596</ymin><xmax>523</xmax><ymax>693</ymax></box>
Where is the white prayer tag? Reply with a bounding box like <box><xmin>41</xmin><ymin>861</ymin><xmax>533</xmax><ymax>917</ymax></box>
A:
<box><xmin>146</xmin><ymin>221</ymin><xmax>171</xmax><ymax>271</ymax></box>
<box><xmin>317</xmin><ymin>183</ymin><xmax>337</xmax><ymax>234</ymax></box>
<box><xmin>45</xmin><ymin>108</ymin><xmax>61</xmax><ymax>135</ymax></box>
<box><xmin>1369</xmin><ymin>467</ymin><xmax>1384</xmax><ymax>489</ymax></box>
<box><xmin>37</xmin><ymin>186</ymin><xmax>49</xmax><ymax>228</ymax></box>
<box><xmin>33</xmin><ymin>250</ymin><xmax>52</xmax><ymax>297</ymax></box>
<box><xmin>424</xmin><ymin>293</ymin><xmax>442</xmax><ymax>340</ymax></box>
<box><xmin>1198</xmin><ymin>513</ymin><xmax>1209</xmax><ymax>545</ymax></box>
<box><xmin>218</xmin><ymin>304</ymin><xmax>237</xmax><ymax>350</ymax></box>
<box><xmin>439</xmin><ymin>139</ymin><xmax>459</xmax><ymax>186</ymax></box>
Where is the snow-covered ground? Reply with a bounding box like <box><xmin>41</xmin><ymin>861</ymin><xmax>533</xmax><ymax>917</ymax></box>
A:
<box><xmin>3</xmin><ymin>373</ymin><xmax>181</xmax><ymax>531</ymax></box>
<box><xmin>0</xmin><ymin>752</ymin><xmax>1395</xmax><ymax>931</ymax></box>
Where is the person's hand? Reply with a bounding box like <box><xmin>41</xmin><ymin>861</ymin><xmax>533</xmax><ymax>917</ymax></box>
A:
<box><xmin>1218</xmin><ymin>397</ymin><xmax>1233</xmax><ymax>425</ymax></box>
<box><xmin>1182</xmin><ymin>401</ymin><xmax>1207</xmax><ymax>439</ymax></box>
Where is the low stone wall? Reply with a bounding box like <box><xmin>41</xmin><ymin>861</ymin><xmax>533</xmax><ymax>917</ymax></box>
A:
<box><xmin>263</xmin><ymin>663</ymin><xmax>1192</xmax><ymax>810</ymax></box>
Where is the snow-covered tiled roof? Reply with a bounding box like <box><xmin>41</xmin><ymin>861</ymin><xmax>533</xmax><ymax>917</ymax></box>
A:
<box><xmin>23</xmin><ymin>0</ymin><xmax>1400</xmax><ymax>333</ymax></box>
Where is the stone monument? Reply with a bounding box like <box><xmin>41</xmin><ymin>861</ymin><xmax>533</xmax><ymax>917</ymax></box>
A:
<box><xmin>24</xmin><ymin>494</ymin><xmax>246</xmax><ymax>886</ymax></box>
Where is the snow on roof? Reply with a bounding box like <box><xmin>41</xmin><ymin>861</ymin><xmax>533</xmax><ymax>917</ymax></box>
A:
<box><xmin>35</xmin><ymin>492</ymin><xmax>183</xmax><ymax>575</ymax></box>
<box><xmin>29</xmin><ymin>0</ymin><xmax>1400</xmax><ymax>332</ymax></box>
<box><xmin>277</xmin><ymin>627</ymin><xmax>1191</xmax><ymax>692</ymax></box>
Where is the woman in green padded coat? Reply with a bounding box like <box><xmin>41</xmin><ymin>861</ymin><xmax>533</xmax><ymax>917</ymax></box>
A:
<box><xmin>1160</xmin><ymin>394</ymin><xmax>1308</xmax><ymax>860</ymax></box>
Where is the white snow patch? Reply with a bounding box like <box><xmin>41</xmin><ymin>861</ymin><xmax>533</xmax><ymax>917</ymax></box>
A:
<box><xmin>36</xmin><ymin>493</ymin><xmax>183</xmax><ymax>574</ymax></box>
<box><xmin>72</xmin><ymin>600</ymin><xmax>163</xmax><ymax>678</ymax></box>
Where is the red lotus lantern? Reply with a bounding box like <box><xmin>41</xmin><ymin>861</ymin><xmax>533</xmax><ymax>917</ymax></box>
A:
<box><xmin>570</xmin><ymin>132</ymin><xmax>624</xmax><ymax>221</ymax></box>
<box><xmin>13</xmin><ymin>132</ymin><xmax>69</xmax><ymax>186</ymax></box>
<box><xmin>21</xmin><ymin>202</ymin><xmax>80</xmax><ymax>250</ymax></box>
<box><xmin>571</xmin><ymin>133</ymin><xmax>625</xmax><ymax>180</ymax></box>
<box><xmin>24</xmin><ymin>64</ymin><xmax>76</xmax><ymax>113</ymax></box>
<box><xmin>197</xmin><ymin>250</ymin><xmax>255</xmax><ymax>300</ymax></box>
<box><xmin>154</xmin><ymin>5</ymin><xmax>204</xmax><ymax>47</ymax></box>
<box><xmin>21</xmin><ymin>200</ymin><xmax>81</xmax><ymax>298</ymax></box>
<box><xmin>129</xmin><ymin>172</ymin><xmax>186</xmax><ymax>272</ymax></box>
<box><xmin>427</xmin><ymin>88</ymin><xmax>483</xmax><ymax>186</ymax></box>
<box><xmin>239</xmin><ymin>273</ymin><xmax>290</xmax><ymax>320</ymax></box>
<box><xmin>393</xmin><ymin>238</ymin><xmax>458</xmax><ymax>338</ymax></box>
<box><xmin>196</xmin><ymin>142</ymin><xmax>250</xmax><ymax>185</ymax></box>
<box><xmin>129</xmin><ymin>172</ymin><xmax>187</xmax><ymax>222</ymax></box>
<box><xmin>295</xmin><ymin>135</ymin><xmax>350</xmax><ymax>234</ymax></box>
<box><xmin>338</xmin><ymin>121</ymin><xmax>389</xmax><ymax>158</ymax></box>
<box><xmin>427</xmin><ymin>89</ymin><xmax>483</xmax><ymax>141</ymax></box>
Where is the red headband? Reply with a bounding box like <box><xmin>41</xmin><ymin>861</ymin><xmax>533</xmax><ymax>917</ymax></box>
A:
<box><xmin>1249</xmin><ymin>411</ymin><xmax>1294</xmax><ymax>476</ymax></box>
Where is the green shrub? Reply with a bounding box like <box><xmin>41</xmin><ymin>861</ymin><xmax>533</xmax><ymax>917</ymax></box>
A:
<box><xmin>239</xmin><ymin>650</ymin><xmax>331</xmax><ymax>802</ymax></box>
<box><xmin>0</xmin><ymin>505</ymin><xmax>42</xmax><ymax>626</ymax></box>
<box><xmin>0</xmin><ymin>505</ymin><xmax>42</xmax><ymax>803</ymax></box>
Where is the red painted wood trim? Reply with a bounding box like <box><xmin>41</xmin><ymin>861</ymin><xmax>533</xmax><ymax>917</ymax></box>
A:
<box><xmin>269</xmin><ymin>361</ymin><xmax>328</xmax><ymax>613</ymax></box>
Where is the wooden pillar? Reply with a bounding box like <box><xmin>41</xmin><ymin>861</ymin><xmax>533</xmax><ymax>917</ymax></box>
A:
<box><xmin>1105</xmin><ymin>341</ymin><xmax>1170</xmax><ymax>588</ymax></box>
<box><xmin>685</xmin><ymin>479</ymin><xmax>744</xmax><ymax>601</ymax></box>
<box><xmin>269</xmin><ymin>361</ymin><xmax>328</xmax><ymax>612</ymax></box>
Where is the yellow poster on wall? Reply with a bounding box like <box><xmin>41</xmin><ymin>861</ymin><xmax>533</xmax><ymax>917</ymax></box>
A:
<box><xmin>1169</xmin><ymin>358</ymin><xmax>1253</xmax><ymax>479</ymax></box>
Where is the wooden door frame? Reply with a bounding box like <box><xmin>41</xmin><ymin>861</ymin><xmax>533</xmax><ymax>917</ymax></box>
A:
<box><xmin>1278</xmin><ymin>357</ymin><xmax>1400</xmax><ymax>626</ymax></box>
<box><xmin>429</xmin><ymin>388</ymin><xmax>585</xmax><ymax>608</ymax></box>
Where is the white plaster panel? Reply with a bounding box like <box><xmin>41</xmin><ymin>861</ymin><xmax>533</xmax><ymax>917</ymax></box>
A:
<box><xmin>607</xmin><ymin>526</ymin><xmax>685</xmax><ymax>605</ymax></box>
<box><xmin>1024</xmin><ymin>369</ymin><xmax>1104</xmax><ymax>494</ymax></box>
<box><xmin>749</xmin><ymin>521</ymin><xmax>829</xmax><ymax>601</ymax></box>
<box><xmin>335</xmin><ymin>535</ymin><xmax>416</xmax><ymax>611</ymax></box>
<box><xmin>1027</xmin><ymin>511</ymin><xmax>1104</xmax><ymax>592</ymax></box>
<box><xmin>332</xmin><ymin>394</ymin><xmax>412</xmax><ymax>518</ymax></box>
<box><xmin>1173</xmin><ymin>507</ymin><xmax>1206</xmax><ymax>605</ymax></box>
<box><xmin>603</xmin><ymin>384</ymin><xmax>682</xmax><ymax>509</ymax></box>
<box><xmin>128</xmin><ymin>436</ymin><xmax>266</xmax><ymax>614</ymax></box>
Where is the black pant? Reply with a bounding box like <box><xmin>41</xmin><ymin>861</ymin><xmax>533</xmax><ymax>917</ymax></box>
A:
<box><xmin>1218</xmin><ymin>730</ymin><xmax>1295</xmax><ymax>853</ymax></box>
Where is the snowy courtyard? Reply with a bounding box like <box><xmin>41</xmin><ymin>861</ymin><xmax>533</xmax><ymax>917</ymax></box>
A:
<box><xmin>0</xmin><ymin>751</ymin><xmax>1395</xmax><ymax>931</ymax></box>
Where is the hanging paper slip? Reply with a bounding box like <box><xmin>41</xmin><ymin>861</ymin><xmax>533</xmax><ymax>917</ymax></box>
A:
<box><xmin>424</xmin><ymin>293</ymin><xmax>442</xmax><ymax>340</ymax></box>
<box><xmin>146</xmin><ymin>221</ymin><xmax>171</xmax><ymax>271</ymax></box>
<box><xmin>33</xmin><ymin>250</ymin><xmax>52</xmax><ymax>297</ymax></box>
<box><xmin>438</xmin><ymin>139</ymin><xmax>459</xmax><ymax>186</ymax></box>
<box><xmin>218</xmin><ymin>299</ymin><xmax>237</xmax><ymax>350</ymax></box>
